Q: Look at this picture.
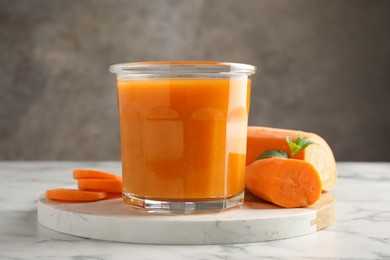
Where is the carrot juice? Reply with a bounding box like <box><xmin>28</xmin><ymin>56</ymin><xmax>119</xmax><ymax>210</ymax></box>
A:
<box><xmin>110</xmin><ymin>62</ymin><xmax>256</xmax><ymax>213</ymax></box>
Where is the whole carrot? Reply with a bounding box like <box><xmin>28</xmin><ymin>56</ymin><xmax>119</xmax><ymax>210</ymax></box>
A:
<box><xmin>246</xmin><ymin>126</ymin><xmax>337</xmax><ymax>191</ymax></box>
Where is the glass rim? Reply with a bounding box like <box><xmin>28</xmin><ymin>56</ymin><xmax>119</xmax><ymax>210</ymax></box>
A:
<box><xmin>109</xmin><ymin>61</ymin><xmax>257</xmax><ymax>76</ymax></box>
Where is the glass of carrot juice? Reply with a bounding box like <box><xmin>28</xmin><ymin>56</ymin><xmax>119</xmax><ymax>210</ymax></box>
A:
<box><xmin>109</xmin><ymin>62</ymin><xmax>256</xmax><ymax>213</ymax></box>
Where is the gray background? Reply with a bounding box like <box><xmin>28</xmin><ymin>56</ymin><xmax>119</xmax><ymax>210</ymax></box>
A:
<box><xmin>1</xmin><ymin>0</ymin><xmax>389</xmax><ymax>161</ymax></box>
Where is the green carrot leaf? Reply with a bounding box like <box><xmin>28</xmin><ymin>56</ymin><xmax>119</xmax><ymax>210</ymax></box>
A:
<box><xmin>257</xmin><ymin>150</ymin><xmax>288</xmax><ymax>160</ymax></box>
<box><xmin>286</xmin><ymin>132</ymin><xmax>315</xmax><ymax>157</ymax></box>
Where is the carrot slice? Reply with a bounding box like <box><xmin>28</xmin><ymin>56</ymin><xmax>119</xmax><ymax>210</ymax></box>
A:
<box><xmin>46</xmin><ymin>189</ymin><xmax>107</xmax><ymax>202</ymax></box>
<box><xmin>246</xmin><ymin>126</ymin><xmax>337</xmax><ymax>191</ymax></box>
<box><xmin>78</xmin><ymin>179</ymin><xmax>122</xmax><ymax>193</ymax></box>
<box><xmin>245</xmin><ymin>158</ymin><xmax>322</xmax><ymax>208</ymax></box>
<box><xmin>73</xmin><ymin>169</ymin><xmax>122</xmax><ymax>180</ymax></box>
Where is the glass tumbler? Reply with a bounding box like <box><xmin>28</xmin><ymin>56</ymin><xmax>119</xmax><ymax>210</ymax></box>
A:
<box><xmin>109</xmin><ymin>61</ymin><xmax>256</xmax><ymax>213</ymax></box>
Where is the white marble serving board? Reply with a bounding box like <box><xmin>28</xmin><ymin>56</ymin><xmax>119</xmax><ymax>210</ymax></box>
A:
<box><xmin>37</xmin><ymin>189</ymin><xmax>334</xmax><ymax>245</ymax></box>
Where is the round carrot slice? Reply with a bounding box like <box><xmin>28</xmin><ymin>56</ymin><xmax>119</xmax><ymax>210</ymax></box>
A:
<box><xmin>46</xmin><ymin>189</ymin><xmax>107</xmax><ymax>202</ymax></box>
<box><xmin>78</xmin><ymin>179</ymin><xmax>122</xmax><ymax>193</ymax></box>
<box><xmin>73</xmin><ymin>169</ymin><xmax>122</xmax><ymax>180</ymax></box>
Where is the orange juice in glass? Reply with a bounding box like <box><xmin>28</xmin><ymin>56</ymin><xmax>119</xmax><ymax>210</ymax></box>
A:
<box><xmin>109</xmin><ymin>62</ymin><xmax>256</xmax><ymax>213</ymax></box>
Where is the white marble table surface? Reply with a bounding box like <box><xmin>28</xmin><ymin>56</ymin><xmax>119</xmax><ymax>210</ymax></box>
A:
<box><xmin>0</xmin><ymin>161</ymin><xmax>389</xmax><ymax>259</ymax></box>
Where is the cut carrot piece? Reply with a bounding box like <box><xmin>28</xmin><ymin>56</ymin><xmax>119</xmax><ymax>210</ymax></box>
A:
<box><xmin>245</xmin><ymin>158</ymin><xmax>322</xmax><ymax>208</ymax></box>
<box><xmin>73</xmin><ymin>169</ymin><xmax>122</xmax><ymax>180</ymax></box>
<box><xmin>78</xmin><ymin>179</ymin><xmax>122</xmax><ymax>193</ymax></box>
<box><xmin>246</xmin><ymin>126</ymin><xmax>337</xmax><ymax>191</ymax></box>
<box><xmin>46</xmin><ymin>189</ymin><xmax>107</xmax><ymax>202</ymax></box>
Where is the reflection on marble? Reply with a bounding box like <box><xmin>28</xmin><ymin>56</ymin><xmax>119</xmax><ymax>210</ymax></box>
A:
<box><xmin>1</xmin><ymin>162</ymin><xmax>390</xmax><ymax>259</ymax></box>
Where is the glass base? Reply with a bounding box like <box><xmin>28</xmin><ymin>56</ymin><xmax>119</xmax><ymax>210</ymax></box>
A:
<box><xmin>122</xmin><ymin>191</ymin><xmax>244</xmax><ymax>214</ymax></box>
